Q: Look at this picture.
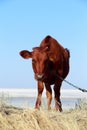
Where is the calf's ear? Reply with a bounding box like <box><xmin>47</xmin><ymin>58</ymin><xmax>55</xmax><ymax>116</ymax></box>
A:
<box><xmin>19</xmin><ymin>50</ymin><xmax>32</xmax><ymax>59</ymax></box>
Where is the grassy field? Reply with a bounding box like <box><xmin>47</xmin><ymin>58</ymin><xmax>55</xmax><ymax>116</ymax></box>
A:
<box><xmin>0</xmin><ymin>99</ymin><xmax>87</xmax><ymax>130</ymax></box>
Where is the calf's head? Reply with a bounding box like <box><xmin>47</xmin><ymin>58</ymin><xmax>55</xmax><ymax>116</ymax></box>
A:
<box><xmin>20</xmin><ymin>46</ymin><xmax>53</xmax><ymax>80</ymax></box>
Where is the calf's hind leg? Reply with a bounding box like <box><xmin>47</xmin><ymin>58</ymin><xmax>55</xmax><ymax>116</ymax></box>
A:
<box><xmin>54</xmin><ymin>80</ymin><xmax>62</xmax><ymax>112</ymax></box>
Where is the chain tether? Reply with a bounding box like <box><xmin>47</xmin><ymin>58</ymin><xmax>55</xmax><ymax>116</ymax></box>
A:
<box><xmin>57</xmin><ymin>75</ymin><xmax>87</xmax><ymax>93</ymax></box>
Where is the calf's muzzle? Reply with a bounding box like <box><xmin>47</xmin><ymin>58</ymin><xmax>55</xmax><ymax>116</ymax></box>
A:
<box><xmin>35</xmin><ymin>73</ymin><xmax>44</xmax><ymax>80</ymax></box>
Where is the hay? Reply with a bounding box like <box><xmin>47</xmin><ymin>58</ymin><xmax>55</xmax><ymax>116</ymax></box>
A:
<box><xmin>0</xmin><ymin>100</ymin><xmax>87</xmax><ymax>130</ymax></box>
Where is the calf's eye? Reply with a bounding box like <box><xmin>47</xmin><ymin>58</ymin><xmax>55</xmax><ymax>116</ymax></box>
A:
<box><xmin>32</xmin><ymin>59</ymin><xmax>36</xmax><ymax>64</ymax></box>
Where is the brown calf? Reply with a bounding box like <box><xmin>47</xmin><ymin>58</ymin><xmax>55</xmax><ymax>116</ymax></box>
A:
<box><xmin>19</xmin><ymin>35</ymin><xmax>70</xmax><ymax>111</ymax></box>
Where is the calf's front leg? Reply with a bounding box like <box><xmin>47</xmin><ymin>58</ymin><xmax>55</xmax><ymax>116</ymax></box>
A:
<box><xmin>35</xmin><ymin>81</ymin><xmax>44</xmax><ymax>109</ymax></box>
<box><xmin>45</xmin><ymin>84</ymin><xmax>52</xmax><ymax>110</ymax></box>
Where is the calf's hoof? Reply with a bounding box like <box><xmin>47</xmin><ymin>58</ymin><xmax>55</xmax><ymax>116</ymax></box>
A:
<box><xmin>55</xmin><ymin>102</ymin><xmax>62</xmax><ymax>112</ymax></box>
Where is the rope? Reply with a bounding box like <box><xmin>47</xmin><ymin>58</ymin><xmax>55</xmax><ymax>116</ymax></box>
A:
<box><xmin>57</xmin><ymin>75</ymin><xmax>87</xmax><ymax>93</ymax></box>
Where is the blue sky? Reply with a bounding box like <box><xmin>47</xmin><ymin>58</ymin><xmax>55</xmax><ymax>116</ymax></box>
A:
<box><xmin>0</xmin><ymin>0</ymin><xmax>87</xmax><ymax>90</ymax></box>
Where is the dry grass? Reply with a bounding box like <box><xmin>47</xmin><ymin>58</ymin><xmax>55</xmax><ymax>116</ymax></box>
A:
<box><xmin>0</xmin><ymin>99</ymin><xmax>87</xmax><ymax>130</ymax></box>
